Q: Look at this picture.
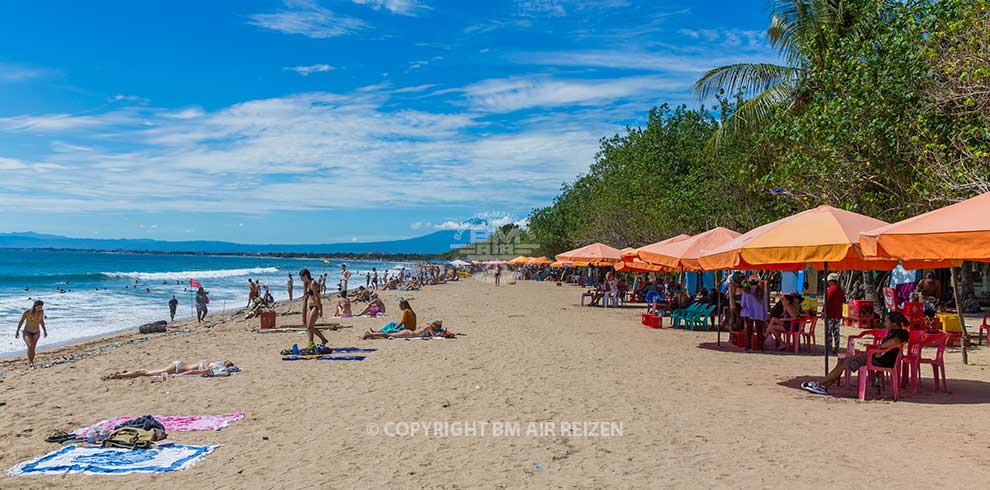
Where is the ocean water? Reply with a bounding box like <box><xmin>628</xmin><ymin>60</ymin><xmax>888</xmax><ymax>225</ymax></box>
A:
<box><xmin>0</xmin><ymin>250</ymin><xmax>411</xmax><ymax>356</ymax></box>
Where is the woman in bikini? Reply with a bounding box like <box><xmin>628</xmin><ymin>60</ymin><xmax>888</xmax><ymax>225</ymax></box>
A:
<box><xmin>102</xmin><ymin>360</ymin><xmax>235</xmax><ymax>380</ymax></box>
<box><xmin>300</xmin><ymin>269</ymin><xmax>329</xmax><ymax>346</ymax></box>
<box><xmin>335</xmin><ymin>291</ymin><xmax>352</xmax><ymax>317</ymax></box>
<box><xmin>15</xmin><ymin>300</ymin><xmax>47</xmax><ymax>368</ymax></box>
<box><xmin>363</xmin><ymin>320</ymin><xmax>443</xmax><ymax>340</ymax></box>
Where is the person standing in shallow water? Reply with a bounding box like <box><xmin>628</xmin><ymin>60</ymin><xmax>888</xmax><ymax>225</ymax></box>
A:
<box><xmin>168</xmin><ymin>295</ymin><xmax>179</xmax><ymax>321</ymax></box>
<box><xmin>15</xmin><ymin>300</ymin><xmax>47</xmax><ymax>368</ymax></box>
<box><xmin>287</xmin><ymin>273</ymin><xmax>294</xmax><ymax>302</ymax></box>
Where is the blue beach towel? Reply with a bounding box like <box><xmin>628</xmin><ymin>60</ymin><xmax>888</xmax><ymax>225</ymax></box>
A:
<box><xmin>8</xmin><ymin>445</ymin><xmax>217</xmax><ymax>476</ymax></box>
<box><xmin>332</xmin><ymin>347</ymin><xmax>377</xmax><ymax>353</ymax></box>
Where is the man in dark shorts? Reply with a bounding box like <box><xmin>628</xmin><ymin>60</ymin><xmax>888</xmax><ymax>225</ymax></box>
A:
<box><xmin>196</xmin><ymin>287</ymin><xmax>209</xmax><ymax>323</ymax></box>
<box><xmin>802</xmin><ymin>311</ymin><xmax>910</xmax><ymax>395</ymax></box>
<box><xmin>168</xmin><ymin>295</ymin><xmax>178</xmax><ymax>321</ymax></box>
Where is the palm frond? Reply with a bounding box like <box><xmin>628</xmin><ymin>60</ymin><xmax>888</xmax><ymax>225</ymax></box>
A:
<box><xmin>705</xmin><ymin>83</ymin><xmax>795</xmax><ymax>153</ymax></box>
<box><xmin>693</xmin><ymin>63</ymin><xmax>798</xmax><ymax>102</ymax></box>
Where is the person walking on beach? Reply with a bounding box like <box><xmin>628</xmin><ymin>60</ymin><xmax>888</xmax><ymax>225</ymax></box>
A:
<box><xmin>319</xmin><ymin>274</ymin><xmax>327</xmax><ymax>295</ymax></box>
<box><xmin>168</xmin><ymin>295</ymin><xmax>178</xmax><ymax>321</ymax></box>
<box><xmin>366</xmin><ymin>272</ymin><xmax>371</xmax><ymax>287</ymax></box>
<box><xmin>196</xmin><ymin>287</ymin><xmax>209</xmax><ymax>323</ymax></box>
<box><xmin>287</xmin><ymin>273</ymin><xmax>294</xmax><ymax>302</ymax></box>
<box><xmin>341</xmin><ymin>264</ymin><xmax>351</xmax><ymax>293</ymax></box>
<box><xmin>372</xmin><ymin>268</ymin><xmax>379</xmax><ymax>290</ymax></box>
<box><xmin>15</xmin><ymin>300</ymin><xmax>47</xmax><ymax>368</ymax></box>
<box><xmin>299</xmin><ymin>268</ymin><xmax>329</xmax><ymax>346</ymax></box>
<box><xmin>825</xmin><ymin>272</ymin><xmax>845</xmax><ymax>355</ymax></box>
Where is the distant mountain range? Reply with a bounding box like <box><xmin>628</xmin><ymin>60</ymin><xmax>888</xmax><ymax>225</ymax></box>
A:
<box><xmin>0</xmin><ymin>231</ymin><xmax>471</xmax><ymax>255</ymax></box>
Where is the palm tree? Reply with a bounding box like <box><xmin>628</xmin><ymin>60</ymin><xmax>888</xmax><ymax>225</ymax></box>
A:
<box><xmin>694</xmin><ymin>0</ymin><xmax>864</xmax><ymax>150</ymax></box>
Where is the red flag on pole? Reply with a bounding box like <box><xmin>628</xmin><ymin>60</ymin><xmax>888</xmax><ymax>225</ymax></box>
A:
<box><xmin>189</xmin><ymin>278</ymin><xmax>202</xmax><ymax>289</ymax></box>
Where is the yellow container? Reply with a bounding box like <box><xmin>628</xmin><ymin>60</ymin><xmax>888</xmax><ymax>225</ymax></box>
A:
<box><xmin>802</xmin><ymin>297</ymin><xmax>819</xmax><ymax>313</ymax></box>
<box><xmin>936</xmin><ymin>313</ymin><xmax>963</xmax><ymax>333</ymax></box>
<box><xmin>842</xmin><ymin>304</ymin><xmax>849</xmax><ymax>317</ymax></box>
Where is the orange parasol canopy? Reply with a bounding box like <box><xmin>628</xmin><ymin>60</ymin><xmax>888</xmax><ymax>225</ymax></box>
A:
<box><xmin>506</xmin><ymin>256</ymin><xmax>531</xmax><ymax>266</ymax></box>
<box><xmin>697</xmin><ymin>206</ymin><xmax>915</xmax><ymax>271</ymax></box>
<box><xmin>638</xmin><ymin>227</ymin><xmax>741</xmax><ymax>271</ymax></box>
<box><xmin>614</xmin><ymin>258</ymin><xmax>666</xmax><ymax>273</ymax></box>
<box><xmin>555</xmin><ymin>243</ymin><xmax>623</xmax><ymax>265</ymax></box>
<box><xmin>527</xmin><ymin>256</ymin><xmax>553</xmax><ymax>266</ymax></box>
<box><xmin>624</xmin><ymin>235</ymin><xmax>691</xmax><ymax>260</ymax></box>
<box><xmin>861</xmin><ymin>192</ymin><xmax>990</xmax><ymax>262</ymax></box>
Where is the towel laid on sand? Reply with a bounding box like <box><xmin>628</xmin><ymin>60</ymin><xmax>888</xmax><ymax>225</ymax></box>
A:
<box><xmin>74</xmin><ymin>413</ymin><xmax>245</xmax><ymax>437</ymax></box>
<box><xmin>281</xmin><ymin>355</ymin><xmax>367</xmax><ymax>361</ymax></box>
<box><xmin>389</xmin><ymin>336</ymin><xmax>448</xmax><ymax>341</ymax></box>
<box><xmin>331</xmin><ymin>347</ymin><xmax>376</xmax><ymax>353</ymax></box>
<box><xmin>8</xmin><ymin>445</ymin><xmax>217</xmax><ymax>476</ymax></box>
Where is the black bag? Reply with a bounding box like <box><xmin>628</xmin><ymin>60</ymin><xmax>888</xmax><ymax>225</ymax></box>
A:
<box><xmin>115</xmin><ymin>415</ymin><xmax>166</xmax><ymax>433</ymax></box>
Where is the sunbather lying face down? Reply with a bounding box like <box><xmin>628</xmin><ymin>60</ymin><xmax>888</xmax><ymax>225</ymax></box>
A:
<box><xmin>362</xmin><ymin>321</ymin><xmax>443</xmax><ymax>339</ymax></box>
<box><xmin>102</xmin><ymin>360</ymin><xmax>235</xmax><ymax>380</ymax></box>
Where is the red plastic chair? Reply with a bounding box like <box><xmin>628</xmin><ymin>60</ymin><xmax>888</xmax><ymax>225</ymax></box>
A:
<box><xmin>918</xmin><ymin>333</ymin><xmax>949</xmax><ymax>393</ymax></box>
<box><xmin>979</xmin><ymin>314</ymin><xmax>990</xmax><ymax>347</ymax></box>
<box><xmin>859</xmin><ymin>344</ymin><xmax>904</xmax><ymax>401</ymax></box>
<box><xmin>839</xmin><ymin>329</ymin><xmax>886</xmax><ymax>386</ymax></box>
<box><xmin>900</xmin><ymin>332</ymin><xmax>931</xmax><ymax>394</ymax></box>
<box><xmin>781</xmin><ymin>315</ymin><xmax>807</xmax><ymax>354</ymax></box>
<box><xmin>800</xmin><ymin>316</ymin><xmax>819</xmax><ymax>352</ymax></box>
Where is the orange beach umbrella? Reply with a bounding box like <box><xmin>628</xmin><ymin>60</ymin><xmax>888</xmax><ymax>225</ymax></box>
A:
<box><xmin>555</xmin><ymin>242</ymin><xmax>623</xmax><ymax>266</ymax></box>
<box><xmin>861</xmin><ymin>192</ymin><xmax>990</xmax><ymax>262</ymax></box>
<box><xmin>639</xmin><ymin>227</ymin><xmax>741</xmax><ymax>271</ymax></box>
<box><xmin>697</xmin><ymin>206</ymin><xmax>908</xmax><ymax>271</ymax></box>
<box><xmin>614</xmin><ymin>258</ymin><xmax>666</xmax><ymax>273</ymax></box>
<box><xmin>527</xmin><ymin>256</ymin><xmax>553</xmax><ymax>266</ymax></box>
<box><xmin>626</xmin><ymin>234</ymin><xmax>691</xmax><ymax>260</ymax></box>
<box><xmin>506</xmin><ymin>256</ymin><xmax>531</xmax><ymax>266</ymax></box>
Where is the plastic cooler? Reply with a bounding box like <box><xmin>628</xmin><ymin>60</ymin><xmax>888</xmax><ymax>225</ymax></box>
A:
<box><xmin>259</xmin><ymin>311</ymin><xmax>276</xmax><ymax>329</ymax></box>
<box><xmin>849</xmin><ymin>300</ymin><xmax>874</xmax><ymax>317</ymax></box>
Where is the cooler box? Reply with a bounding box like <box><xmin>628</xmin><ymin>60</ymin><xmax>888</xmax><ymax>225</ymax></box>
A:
<box><xmin>849</xmin><ymin>300</ymin><xmax>874</xmax><ymax>317</ymax></box>
<box><xmin>936</xmin><ymin>313</ymin><xmax>963</xmax><ymax>333</ymax></box>
<box><xmin>801</xmin><ymin>297</ymin><xmax>818</xmax><ymax>313</ymax></box>
<box><xmin>902</xmin><ymin>301</ymin><xmax>924</xmax><ymax>317</ymax></box>
<box><xmin>259</xmin><ymin>311</ymin><xmax>276</xmax><ymax>329</ymax></box>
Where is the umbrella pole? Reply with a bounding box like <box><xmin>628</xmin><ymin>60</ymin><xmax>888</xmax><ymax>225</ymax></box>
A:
<box><xmin>716</xmin><ymin>270</ymin><xmax>722</xmax><ymax>348</ymax></box>
<box><xmin>823</xmin><ymin>263</ymin><xmax>830</xmax><ymax>376</ymax></box>
<box><xmin>950</xmin><ymin>267</ymin><xmax>969</xmax><ymax>365</ymax></box>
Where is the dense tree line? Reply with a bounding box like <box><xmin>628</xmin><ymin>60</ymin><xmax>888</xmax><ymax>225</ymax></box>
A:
<box><xmin>528</xmin><ymin>0</ymin><xmax>989</xmax><ymax>254</ymax></box>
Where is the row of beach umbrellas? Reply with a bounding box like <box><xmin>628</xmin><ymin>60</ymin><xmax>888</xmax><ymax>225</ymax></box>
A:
<box><xmin>549</xmin><ymin>192</ymin><xmax>990</xmax><ymax>367</ymax></box>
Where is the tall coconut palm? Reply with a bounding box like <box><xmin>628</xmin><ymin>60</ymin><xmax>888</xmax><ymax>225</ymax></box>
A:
<box><xmin>694</xmin><ymin>0</ymin><xmax>864</xmax><ymax>151</ymax></box>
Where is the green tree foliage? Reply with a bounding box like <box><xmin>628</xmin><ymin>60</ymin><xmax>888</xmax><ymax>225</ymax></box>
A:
<box><xmin>529</xmin><ymin>0</ymin><xmax>989</xmax><ymax>256</ymax></box>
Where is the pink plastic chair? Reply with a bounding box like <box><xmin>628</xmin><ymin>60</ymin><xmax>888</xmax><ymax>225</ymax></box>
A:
<box><xmin>859</xmin><ymin>344</ymin><xmax>904</xmax><ymax>401</ymax></box>
<box><xmin>839</xmin><ymin>329</ymin><xmax>886</xmax><ymax>386</ymax></box>
<box><xmin>900</xmin><ymin>332</ymin><xmax>931</xmax><ymax>394</ymax></box>
<box><xmin>800</xmin><ymin>316</ymin><xmax>819</xmax><ymax>352</ymax></box>
<box><xmin>781</xmin><ymin>315</ymin><xmax>807</xmax><ymax>354</ymax></box>
<box><xmin>918</xmin><ymin>333</ymin><xmax>949</xmax><ymax>393</ymax></box>
<box><xmin>980</xmin><ymin>314</ymin><xmax>990</xmax><ymax>347</ymax></box>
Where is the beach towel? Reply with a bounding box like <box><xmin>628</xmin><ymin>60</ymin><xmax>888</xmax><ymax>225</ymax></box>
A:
<box><xmin>332</xmin><ymin>347</ymin><xmax>377</xmax><ymax>353</ymax></box>
<box><xmin>379</xmin><ymin>321</ymin><xmax>403</xmax><ymax>334</ymax></box>
<box><xmin>281</xmin><ymin>355</ymin><xmax>367</xmax><ymax>361</ymax></box>
<box><xmin>389</xmin><ymin>336</ymin><xmax>448</xmax><ymax>341</ymax></box>
<box><xmin>7</xmin><ymin>445</ymin><xmax>217</xmax><ymax>476</ymax></box>
<box><xmin>74</xmin><ymin>413</ymin><xmax>244</xmax><ymax>438</ymax></box>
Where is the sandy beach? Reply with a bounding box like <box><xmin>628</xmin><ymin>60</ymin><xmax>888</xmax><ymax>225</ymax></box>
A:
<box><xmin>1</xmin><ymin>276</ymin><xmax>989</xmax><ymax>489</ymax></box>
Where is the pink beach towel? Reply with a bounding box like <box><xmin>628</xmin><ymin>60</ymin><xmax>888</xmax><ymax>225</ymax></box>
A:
<box><xmin>74</xmin><ymin>412</ymin><xmax>245</xmax><ymax>437</ymax></box>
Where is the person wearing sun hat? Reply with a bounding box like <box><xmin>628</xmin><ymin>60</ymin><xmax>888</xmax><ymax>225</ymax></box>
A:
<box><xmin>825</xmin><ymin>272</ymin><xmax>845</xmax><ymax>355</ymax></box>
<box><xmin>739</xmin><ymin>273</ymin><xmax>769</xmax><ymax>351</ymax></box>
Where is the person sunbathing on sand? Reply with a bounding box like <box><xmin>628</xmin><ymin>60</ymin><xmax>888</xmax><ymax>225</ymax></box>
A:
<box><xmin>363</xmin><ymin>320</ymin><xmax>443</xmax><ymax>339</ymax></box>
<box><xmin>335</xmin><ymin>291</ymin><xmax>352</xmax><ymax>317</ymax></box>
<box><xmin>357</xmin><ymin>293</ymin><xmax>386</xmax><ymax>316</ymax></box>
<box><xmin>102</xmin><ymin>360</ymin><xmax>236</xmax><ymax>380</ymax></box>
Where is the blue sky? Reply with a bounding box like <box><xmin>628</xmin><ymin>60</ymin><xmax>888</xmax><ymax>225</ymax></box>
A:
<box><xmin>0</xmin><ymin>0</ymin><xmax>776</xmax><ymax>244</ymax></box>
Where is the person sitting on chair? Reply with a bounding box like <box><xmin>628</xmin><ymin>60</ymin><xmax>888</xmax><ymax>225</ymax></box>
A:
<box><xmin>801</xmin><ymin>312</ymin><xmax>910</xmax><ymax>395</ymax></box>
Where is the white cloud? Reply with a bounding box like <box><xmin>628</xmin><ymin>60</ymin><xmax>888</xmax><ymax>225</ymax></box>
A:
<box><xmin>351</xmin><ymin>0</ymin><xmax>427</xmax><ymax>16</ymax></box>
<box><xmin>515</xmin><ymin>49</ymin><xmax>779</xmax><ymax>74</ymax></box>
<box><xmin>284</xmin><ymin>64</ymin><xmax>334</xmax><ymax>76</ymax></box>
<box><xmin>247</xmin><ymin>0</ymin><xmax>366</xmax><ymax>38</ymax></box>
<box><xmin>110</xmin><ymin>94</ymin><xmax>150</xmax><ymax>104</ymax></box>
<box><xmin>461</xmin><ymin>75</ymin><xmax>687</xmax><ymax>113</ymax></box>
<box><xmin>514</xmin><ymin>0</ymin><xmax>629</xmax><ymax>17</ymax></box>
<box><xmin>0</xmin><ymin>63</ymin><xmax>50</xmax><ymax>82</ymax></box>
